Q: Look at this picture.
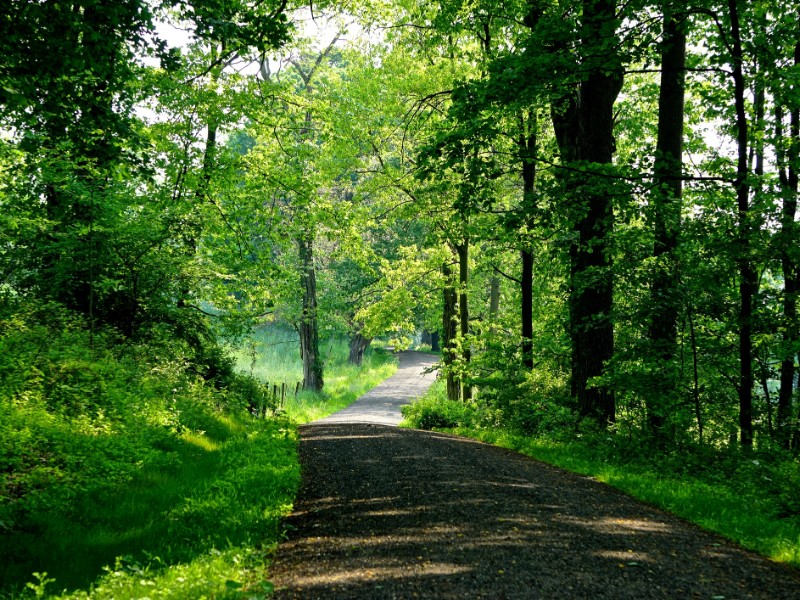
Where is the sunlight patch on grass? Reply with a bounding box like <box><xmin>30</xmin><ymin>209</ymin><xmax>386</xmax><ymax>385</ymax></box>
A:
<box><xmin>181</xmin><ymin>430</ymin><xmax>221</xmax><ymax>451</ymax></box>
<box><xmin>3</xmin><ymin>416</ymin><xmax>300</xmax><ymax>599</ymax></box>
<box><xmin>55</xmin><ymin>546</ymin><xmax>275</xmax><ymax>600</ymax></box>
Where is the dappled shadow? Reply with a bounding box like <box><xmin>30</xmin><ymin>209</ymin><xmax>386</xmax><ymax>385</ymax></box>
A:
<box><xmin>268</xmin><ymin>424</ymin><xmax>800</xmax><ymax>599</ymax></box>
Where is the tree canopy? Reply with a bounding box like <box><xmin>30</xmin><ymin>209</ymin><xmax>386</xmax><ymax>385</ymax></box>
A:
<box><xmin>2</xmin><ymin>0</ymin><xmax>800</xmax><ymax>450</ymax></box>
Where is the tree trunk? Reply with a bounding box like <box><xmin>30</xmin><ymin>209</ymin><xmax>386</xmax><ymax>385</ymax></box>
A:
<box><xmin>457</xmin><ymin>240</ymin><xmax>472</xmax><ymax>401</ymax></box>
<box><xmin>442</xmin><ymin>262</ymin><xmax>460</xmax><ymax>401</ymax></box>
<box><xmin>551</xmin><ymin>0</ymin><xmax>622</xmax><ymax>425</ymax></box>
<box><xmin>521</xmin><ymin>250</ymin><xmax>534</xmax><ymax>370</ymax></box>
<box><xmin>421</xmin><ymin>330</ymin><xmax>432</xmax><ymax>346</ymax></box>
<box><xmin>777</xmin><ymin>19</ymin><xmax>800</xmax><ymax>449</ymax></box>
<box><xmin>728</xmin><ymin>0</ymin><xmax>754</xmax><ymax>447</ymax></box>
<box><xmin>430</xmin><ymin>331</ymin><xmax>441</xmax><ymax>352</ymax></box>
<box><xmin>519</xmin><ymin>110</ymin><xmax>537</xmax><ymax>371</ymax></box>
<box><xmin>489</xmin><ymin>277</ymin><xmax>500</xmax><ymax>318</ymax></box>
<box><xmin>299</xmin><ymin>234</ymin><xmax>323</xmax><ymax>392</ymax></box>
<box><xmin>348</xmin><ymin>332</ymin><xmax>372</xmax><ymax>366</ymax></box>
<box><xmin>646</xmin><ymin>3</ymin><xmax>686</xmax><ymax>439</ymax></box>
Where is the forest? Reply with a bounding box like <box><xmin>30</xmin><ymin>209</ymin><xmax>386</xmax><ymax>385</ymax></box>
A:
<box><xmin>2</xmin><ymin>0</ymin><xmax>800</xmax><ymax>596</ymax></box>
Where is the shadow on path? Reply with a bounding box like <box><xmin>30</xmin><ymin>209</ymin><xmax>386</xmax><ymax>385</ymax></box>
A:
<box><xmin>270</xmin><ymin>426</ymin><xmax>800</xmax><ymax>599</ymax></box>
<box><xmin>268</xmin><ymin>353</ymin><xmax>800</xmax><ymax>598</ymax></box>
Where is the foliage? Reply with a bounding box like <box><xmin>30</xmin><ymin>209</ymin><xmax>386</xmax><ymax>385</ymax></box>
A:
<box><xmin>0</xmin><ymin>298</ymin><xmax>397</xmax><ymax>598</ymax></box>
<box><xmin>401</xmin><ymin>381</ymin><xmax>483</xmax><ymax>430</ymax></box>
<box><xmin>0</xmin><ymin>300</ymin><xmax>299</xmax><ymax>597</ymax></box>
<box><xmin>5</xmin><ymin>0</ymin><xmax>800</xmax><ymax>591</ymax></box>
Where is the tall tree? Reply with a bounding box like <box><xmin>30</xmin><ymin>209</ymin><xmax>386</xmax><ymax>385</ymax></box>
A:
<box><xmin>646</xmin><ymin>2</ymin><xmax>687</xmax><ymax>439</ymax></box>
<box><xmin>727</xmin><ymin>0</ymin><xmax>756</xmax><ymax>446</ymax></box>
<box><xmin>0</xmin><ymin>0</ymin><xmax>155</xmax><ymax>321</ymax></box>
<box><xmin>774</xmin><ymin>13</ymin><xmax>800</xmax><ymax>449</ymax></box>
<box><xmin>550</xmin><ymin>0</ymin><xmax>624</xmax><ymax>424</ymax></box>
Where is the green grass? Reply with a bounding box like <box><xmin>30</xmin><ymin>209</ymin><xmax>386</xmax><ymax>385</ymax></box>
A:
<box><xmin>230</xmin><ymin>327</ymin><xmax>303</xmax><ymax>384</ymax></box>
<box><xmin>229</xmin><ymin>326</ymin><xmax>398</xmax><ymax>423</ymax></box>
<box><xmin>2</xmin><ymin>314</ymin><xmax>397</xmax><ymax>599</ymax></box>
<box><xmin>3</xmin><ymin>414</ymin><xmax>299</xmax><ymax>599</ymax></box>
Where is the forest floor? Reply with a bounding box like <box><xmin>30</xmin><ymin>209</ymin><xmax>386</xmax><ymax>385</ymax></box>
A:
<box><xmin>267</xmin><ymin>353</ymin><xmax>800</xmax><ymax>599</ymax></box>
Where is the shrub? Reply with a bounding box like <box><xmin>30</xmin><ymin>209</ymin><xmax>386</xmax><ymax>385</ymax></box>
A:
<box><xmin>0</xmin><ymin>299</ymin><xmax>265</xmax><ymax>531</ymax></box>
<box><xmin>401</xmin><ymin>382</ymin><xmax>481</xmax><ymax>430</ymax></box>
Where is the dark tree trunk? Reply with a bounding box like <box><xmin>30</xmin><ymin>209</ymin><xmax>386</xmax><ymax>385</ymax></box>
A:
<box><xmin>430</xmin><ymin>331</ymin><xmax>441</xmax><ymax>352</ymax></box>
<box><xmin>442</xmin><ymin>263</ymin><xmax>460</xmax><ymax>401</ymax></box>
<box><xmin>551</xmin><ymin>0</ymin><xmax>622</xmax><ymax>425</ymax></box>
<box><xmin>457</xmin><ymin>240</ymin><xmax>472</xmax><ymax>401</ymax></box>
<box><xmin>519</xmin><ymin>111</ymin><xmax>537</xmax><ymax>371</ymax></box>
<box><xmin>299</xmin><ymin>235</ymin><xmax>323</xmax><ymax>392</ymax></box>
<box><xmin>489</xmin><ymin>277</ymin><xmax>500</xmax><ymax>318</ymax></box>
<box><xmin>646</xmin><ymin>4</ymin><xmax>686</xmax><ymax>439</ymax></box>
<box><xmin>728</xmin><ymin>0</ymin><xmax>755</xmax><ymax>447</ymax></box>
<box><xmin>348</xmin><ymin>332</ymin><xmax>372</xmax><ymax>366</ymax></box>
<box><xmin>521</xmin><ymin>250</ymin><xmax>534</xmax><ymax>370</ymax></box>
<box><xmin>777</xmin><ymin>19</ymin><xmax>800</xmax><ymax>449</ymax></box>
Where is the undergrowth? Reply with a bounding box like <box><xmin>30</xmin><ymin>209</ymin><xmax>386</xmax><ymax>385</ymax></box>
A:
<box><xmin>401</xmin><ymin>379</ymin><xmax>800</xmax><ymax>569</ymax></box>
<box><xmin>1</xmin><ymin>303</ymin><xmax>395</xmax><ymax>598</ymax></box>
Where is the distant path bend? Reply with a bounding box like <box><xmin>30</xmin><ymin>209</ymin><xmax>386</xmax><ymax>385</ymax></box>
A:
<box><xmin>313</xmin><ymin>351</ymin><xmax>438</xmax><ymax>426</ymax></box>
<box><xmin>268</xmin><ymin>353</ymin><xmax>800</xmax><ymax>599</ymax></box>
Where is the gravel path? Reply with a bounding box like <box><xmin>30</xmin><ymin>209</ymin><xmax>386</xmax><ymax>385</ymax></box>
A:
<box><xmin>267</xmin><ymin>353</ymin><xmax>800</xmax><ymax>599</ymax></box>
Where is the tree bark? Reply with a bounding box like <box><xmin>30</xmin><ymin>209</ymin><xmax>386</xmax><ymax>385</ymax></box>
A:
<box><xmin>519</xmin><ymin>110</ymin><xmax>537</xmax><ymax>371</ymax></box>
<box><xmin>348</xmin><ymin>332</ymin><xmax>372</xmax><ymax>366</ymax></box>
<box><xmin>728</xmin><ymin>0</ymin><xmax>755</xmax><ymax>447</ymax></box>
<box><xmin>457</xmin><ymin>240</ymin><xmax>472</xmax><ymax>401</ymax></box>
<box><xmin>489</xmin><ymin>277</ymin><xmax>500</xmax><ymax>318</ymax></box>
<box><xmin>430</xmin><ymin>331</ymin><xmax>441</xmax><ymax>352</ymax></box>
<box><xmin>299</xmin><ymin>234</ymin><xmax>323</xmax><ymax>392</ymax></box>
<box><xmin>442</xmin><ymin>262</ymin><xmax>460</xmax><ymax>401</ymax></box>
<box><xmin>550</xmin><ymin>0</ymin><xmax>622</xmax><ymax>425</ymax></box>
<box><xmin>521</xmin><ymin>250</ymin><xmax>534</xmax><ymax>370</ymax></box>
<box><xmin>777</xmin><ymin>16</ymin><xmax>800</xmax><ymax>449</ymax></box>
<box><xmin>646</xmin><ymin>3</ymin><xmax>686</xmax><ymax>439</ymax></box>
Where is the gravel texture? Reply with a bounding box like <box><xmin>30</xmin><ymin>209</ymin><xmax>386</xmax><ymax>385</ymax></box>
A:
<box><xmin>267</xmin><ymin>353</ymin><xmax>800</xmax><ymax>599</ymax></box>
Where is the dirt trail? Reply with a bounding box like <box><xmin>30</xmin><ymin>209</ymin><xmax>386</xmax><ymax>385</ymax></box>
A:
<box><xmin>267</xmin><ymin>354</ymin><xmax>800</xmax><ymax>599</ymax></box>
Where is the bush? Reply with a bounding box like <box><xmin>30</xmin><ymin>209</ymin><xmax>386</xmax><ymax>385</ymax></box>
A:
<box><xmin>0</xmin><ymin>299</ymin><xmax>265</xmax><ymax>532</ymax></box>
<box><xmin>401</xmin><ymin>382</ymin><xmax>482</xmax><ymax>430</ymax></box>
<box><xmin>0</xmin><ymin>299</ymin><xmax>299</xmax><ymax>596</ymax></box>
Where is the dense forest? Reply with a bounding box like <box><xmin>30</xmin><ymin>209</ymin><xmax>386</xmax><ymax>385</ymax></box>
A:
<box><xmin>2</xmin><ymin>0</ymin><xmax>800</xmax><ymax>595</ymax></box>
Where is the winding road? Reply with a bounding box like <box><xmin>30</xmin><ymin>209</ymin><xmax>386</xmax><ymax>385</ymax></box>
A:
<box><xmin>267</xmin><ymin>351</ymin><xmax>800</xmax><ymax>599</ymax></box>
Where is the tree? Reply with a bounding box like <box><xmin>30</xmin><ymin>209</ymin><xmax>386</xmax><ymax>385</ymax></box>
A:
<box><xmin>548</xmin><ymin>0</ymin><xmax>624</xmax><ymax>425</ymax></box>
<box><xmin>646</xmin><ymin>2</ymin><xmax>688</xmax><ymax>440</ymax></box>
<box><xmin>771</xmin><ymin>10</ymin><xmax>800</xmax><ymax>448</ymax></box>
<box><xmin>0</xmin><ymin>0</ymin><xmax>156</xmax><ymax>322</ymax></box>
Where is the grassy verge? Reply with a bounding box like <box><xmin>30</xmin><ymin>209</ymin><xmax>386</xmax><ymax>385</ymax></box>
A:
<box><xmin>2</xmin><ymin>312</ymin><xmax>396</xmax><ymax>599</ymax></box>
<box><xmin>11</xmin><ymin>416</ymin><xmax>299</xmax><ymax>600</ymax></box>
<box><xmin>229</xmin><ymin>326</ymin><xmax>398</xmax><ymax>423</ymax></box>
<box><xmin>401</xmin><ymin>382</ymin><xmax>800</xmax><ymax>569</ymax></box>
